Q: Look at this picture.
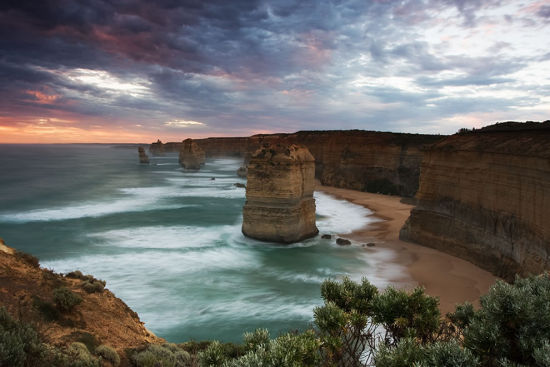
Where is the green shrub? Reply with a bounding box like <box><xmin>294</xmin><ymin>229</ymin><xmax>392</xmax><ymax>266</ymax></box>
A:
<box><xmin>375</xmin><ymin>338</ymin><xmax>426</xmax><ymax>367</ymax></box>
<box><xmin>67</xmin><ymin>342</ymin><xmax>100</xmax><ymax>367</ymax></box>
<box><xmin>243</xmin><ymin>328</ymin><xmax>270</xmax><ymax>352</ymax></box>
<box><xmin>463</xmin><ymin>274</ymin><xmax>550</xmax><ymax>366</ymax></box>
<box><xmin>66</xmin><ymin>270</ymin><xmax>86</xmax><ymax>279</ymax></box>
<box><xmin>424</xmin><ymin>340</ymin><xmax>478</xmax><ymax>367</ymax></box>
<box><xmin>221</xmin><ymin>346</ymin><xmax>270</xmax><ymax>367</ymax></box>
<box><xmin>53</xmin><ymin>287</ymin><xmax>83</xmax><ymax>313</ymax></box>
<box><xmin>82</xmin><ymin>280</ymin><xmax>105</xmax><ymax>294</ymax></box>
<box><xmin>0</xmin><ymin>307</ymin><xmax>43</xmax><ymax>367</ymax></box>
<box><xmin>198</xmin><ymin>341</ymin><xmax>226</xmax><ymax>367</ymax></box>
<box><xmin>268</xmin><ymin>330</ymin><xmax>321</xmax><ymax>367</ymax></box>
<box><xmin>33</xmin><ymin>296</ymin><xmax>61</xmax><ymax>321</ymax></box>
<box><xmin>373</xmin><ymin>286</ymin><xmax>440</xmax><ymax>343</ymax></box>
<box><xmin>15</xmin><ymin>250</ymin><xmax>40</xmax><ymax>268</ymax></box>
<box><xmin>132</xmin><ymin>343</ymin><xmax>191</xmax><ymax>367</ymax></box>
<box><xmin>95</xmin><ymin>345</ymin><xmax>120</xmax><ymax>366</ymax></box>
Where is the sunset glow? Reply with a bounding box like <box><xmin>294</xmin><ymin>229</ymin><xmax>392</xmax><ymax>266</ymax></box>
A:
<box><xmin>1</xmin><ymin>0</ymin><xmax>549</xmax><ymax>143</ymax></box>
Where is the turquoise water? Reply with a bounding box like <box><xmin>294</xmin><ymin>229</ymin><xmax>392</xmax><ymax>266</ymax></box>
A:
<box><xmin>0</xmin><ymin>144</ymin><xmax>400</xmax><ymax>342</ymax></box>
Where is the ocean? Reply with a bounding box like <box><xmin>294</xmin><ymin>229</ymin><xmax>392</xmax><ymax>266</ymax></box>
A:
<box><xmin>0</xmin><ymin>144</ymin><xmax>402</xmax><ymax>342</ymax></box>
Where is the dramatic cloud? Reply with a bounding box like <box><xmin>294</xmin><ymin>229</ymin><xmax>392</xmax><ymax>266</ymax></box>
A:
<box><xmin>0</xmin><ymin>0</ymin><xmax>548</xmax><ymax>142</ymax></box>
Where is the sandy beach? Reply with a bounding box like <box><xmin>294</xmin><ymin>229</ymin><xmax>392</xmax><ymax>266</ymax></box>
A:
<box><xmin>317</xmin><ymin>185</ymin><xmax>497</xmax><ymax>314</ymax></box>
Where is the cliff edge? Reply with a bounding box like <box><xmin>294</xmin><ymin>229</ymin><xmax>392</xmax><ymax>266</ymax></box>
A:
<box><xmin>0</xmin><ymin>239</ymin><xmax>162</xmax><ymax>357</ymax></box>
<box><xmin>400</xmin><ymin>124</ymin><xmax>550</xmax><ymax>280</ymax></box>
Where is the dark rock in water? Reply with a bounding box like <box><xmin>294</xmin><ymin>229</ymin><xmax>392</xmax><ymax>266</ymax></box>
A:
<box><xmin>234</xmin><ymin>183</ymin><xmax>246</xmax><ymax>188</ymax></box>
<box><xmin>211</xmin><ymin>177</ymin><xmax>216</xmax><ymax>180</ymax></box>
<box><xmin>321</xmin><ymin>234</ymin><xmax>332</xmax><ymax>239</ymax></box>
<box><xmin>336</xmin><ymin>238</ymin><xmax>351</xmax><ymax>246</ymax></box>
<box><xmin>366</xmin><ymin>242</ymin><xmax>376</xmax><ymax>247</ymax></box>
<box><xmin>138</xmin><ymin>147</ymin><xmax>149</xmax><ymax>164</ymax></box>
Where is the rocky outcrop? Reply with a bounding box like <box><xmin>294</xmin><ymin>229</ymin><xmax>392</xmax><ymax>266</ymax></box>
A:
<box><xmin>178</xmin><ymin>138</ymin><xmax>206</xmax><ymax>170</ymax></box>
<box><xmin>151</xmin><ymin>131</ymin><xmax>442</xmax><ymax>196</ymax></box>
<box><xmin>400</xmin><ymin>124</ymin><xmax>550</xmax><ymax>280</ymax></box>
<box><xmin>242</xmin><ymin>144</ymin><xmax>318</xmax><ymax>243</ymax></box>
<box><xmin>138</xmin><ymin>146</ymin><xmax>150</xmax><ymax>164</ymax></box>
<box><xmin>0</xmin><ymin>241</ymin><xmax>161</xmax><ymax>354</ymax></box>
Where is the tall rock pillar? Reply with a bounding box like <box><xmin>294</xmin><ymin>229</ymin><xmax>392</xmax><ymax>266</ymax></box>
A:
<box><xmin>242</xmin><ymin>144</ymin><xmax>318</xmax><ymax>243</ymax></box>
<box><xmin>179</xmin><ymin>138</ymin><xmax>206</xmax><ymax>170</ymax></box>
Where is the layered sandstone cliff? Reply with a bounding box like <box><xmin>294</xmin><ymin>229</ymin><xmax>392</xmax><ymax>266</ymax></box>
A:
<box><xmin>151</xmin><ymin>131</ymin><xmax>442</xmax><ymax>197</ymax></box>
<box><xmin>179</xmin><ymin>138</ymin><xmax>206</xmax><ymax>170</ymax></box>
<box><xmin>242</xmin><ymin>144</ymin><xmax>318</xmax><ymax>243</ymax></box>
<box><xmin>400</xmin><ymin>125</ymin><xmax>550</xmax><ymax>280</ymax></box>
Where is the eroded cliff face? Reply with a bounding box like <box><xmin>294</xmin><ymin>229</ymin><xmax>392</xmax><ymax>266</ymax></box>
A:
<box><xmin>242</xmin><ymin>144</ymin><xmax>318</xmax><ymax>243</ymax></box>
<box><xmin>151</xmin><ymin>131</ymin><xmax>442</xmax><ymax>197</ymax></box>
<box><xmin>179</xmin><ymin>138</ymin><xmax>206</xmax><ymax>170</ymax></box>
<box><xmin>400</xmin><ymin>129</ymin><xmax>550</xmax><ymax>280</ymax></box>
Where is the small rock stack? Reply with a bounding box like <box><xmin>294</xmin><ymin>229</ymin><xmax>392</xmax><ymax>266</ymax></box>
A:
<box><xmin>138</xmin><ymin>147</ymin><xmax>150</xmax><ymax>164</ymax></box>
<box><xmin>242</xmin><ymin>144</ymin><xmax>318</xmax><ymax>243</ymax></box>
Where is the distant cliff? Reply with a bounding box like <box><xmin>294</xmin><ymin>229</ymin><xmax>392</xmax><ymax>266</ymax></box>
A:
<box><xmin>400</xmin><ymin>122</ymin><xmax>550</xmax><ymax>280</ymax></box>
<box><xmin>150</xmin><ymin>131</ymin><xmax>443</xmax><ymax>197</ymax></box>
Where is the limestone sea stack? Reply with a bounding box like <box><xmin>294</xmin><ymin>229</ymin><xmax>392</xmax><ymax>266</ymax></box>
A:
<box><xmin>138</xmin><ymin>146</ymin><xmax>150</xmax><ymax>164</ymax></box>
<box><xmin>179</xmin><ymin>138</ymin><xmax>206</xmax><ymax>170</ymax></box>
<box><xmin>242</xmin><ymin>144</ymin><xmax>318</xmax><ymax>243</ymax></box>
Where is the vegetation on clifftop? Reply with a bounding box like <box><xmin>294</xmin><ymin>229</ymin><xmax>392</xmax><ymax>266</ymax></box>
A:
<box><xmin>4</xmin><ymin>271</ymin><xmax>550</xmax><ymax>367</ymax></box>
<box><xmin>2</xmin><ymin>247</ymin><xmax>549</xmax><ymax>366</ymax></box>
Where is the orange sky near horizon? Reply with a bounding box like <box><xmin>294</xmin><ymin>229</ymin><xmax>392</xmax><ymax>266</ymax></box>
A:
<box><xmin>0</xmin><ymin>120</ymin><xmax>276</xmax><ymax>144</ymax></box>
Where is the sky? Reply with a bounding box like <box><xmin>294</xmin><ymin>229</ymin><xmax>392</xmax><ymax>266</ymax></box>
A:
<box><xmin>0</xmin><ymin>0</ymin><xmax>549</xmax><ymax>143</ymax></box>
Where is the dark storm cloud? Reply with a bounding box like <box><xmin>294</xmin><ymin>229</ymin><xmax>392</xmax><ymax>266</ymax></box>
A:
<box><xmin>0</xmin><ymin>0</ymin><xmax>548</xmax><ymax>139</ymax></box>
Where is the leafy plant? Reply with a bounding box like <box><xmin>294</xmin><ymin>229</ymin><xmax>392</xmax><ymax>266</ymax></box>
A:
<box><xmin>53</xmin><ymin>287</ymin><xmax>83</xmax><ymax>313</ymax></box>
<box><xmin>95</xmin><ymin>344</ymin><xmax>120</xmax><ymax>366</ymax></box>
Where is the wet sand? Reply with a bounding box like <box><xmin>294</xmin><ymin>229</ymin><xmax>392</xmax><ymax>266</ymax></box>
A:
<box><xmin>317</xmin><ymin>185</ymin><xmax>497</xmax><ymax>314</ymax></box>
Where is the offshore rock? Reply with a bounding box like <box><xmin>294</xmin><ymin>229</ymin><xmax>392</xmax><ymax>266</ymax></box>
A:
<box><xmin>336</xmin><ymin>238</ymin><xmax>351</xmax><ymax>246</ymax></box>
<box><xmin>149</xmin><ymin>131</ymin><xmax>443</xmax><ymax>197</ymax></box>
<box><xmin>138</xmin><ymin>147</ymin><xmax>149</xmax><ymax>164</ymax></box>
<box><xmin>400</xmin><ymin>122</ymin><xmax>550</xmax><ymax>280</ymax></box>
<box><xmin>242</xmin><ymin>144</ymin><xmax>318</xmax><ymax>243</ymax></box>
<box><xmin>179</xmin><ymin>138</ymin><xmax>206</xmax><ymax>170</ymax></box>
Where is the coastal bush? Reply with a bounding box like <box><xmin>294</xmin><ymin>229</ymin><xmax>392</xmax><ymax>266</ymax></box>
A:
<box><xmin>375</xmin><ymin>339</ymin><xmax>478</xmax><ymax>367</ymax></box>
<box><xmin>462</xmin><ymin>274</ymin><xmax>550</xmax><ymax>366</ymax></box>
<box><xmin>132</xmin><ymin>343</ymin><xmax>191</xmax><ymax>367</ymax></box>
<box><xmin>243</xmin><ymin>328</ymin><xmax>270</xmax><ymax>352</ymax></box>
<box><xmin>314</xmin><ymin>276</ymin><xmax>439</xmax><ymax>365</ymax></box>
<box><xmin>220</xmin><ymin>330</ymin><xmax>321</xmax><ymax>367</ymax></box>
<box><xmin>95</xmin><ymin>345</ymin><xmax>120</xmax><ymax>366</ymax></box>
<box><xmin>372</xmin><ymin>286</ymin><xmax>440</xmax><ymax>343</ymax></box>
<box><xmin>14</xmin><ymin>250</ymin><xmax>40</xmax><ymax>268</ymax></box>
<box><xmin>53</xmin><ymin>287</ymin><xmax>83</xmax><ymax>312</ymax></box>
<box><xmin>82</xmin><ymin>279</ymin><xmax>105</xmax><ymax>293</ymax></box>
<box><xmin>0</xmin><ymin>306</ymin><xmax>43</xmax><ymax>367</ymax></box>
<box><xmin>66</xmin><ymin>270</ymin><xmax>106</xmax><ymax>293</ymax></box>
<box><xmin>198</xmin><ymin>341</ymin><xmax>226</xmax><ymax>366</ymax></box>
<box><xmin>33</xmin><ymin>296</ymin><xmax>61</xmax><ymax>321</ymax></box>
<box><xmin>66</xmin><ymin>342</ymin><xmax>100</xmax><ymax>367</ymax></box>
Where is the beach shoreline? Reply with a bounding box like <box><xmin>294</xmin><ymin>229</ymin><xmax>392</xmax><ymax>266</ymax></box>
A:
<box><xmin>317</xmin><ymin>185</ymin><xmax>497</xmax><ymax>314</ymax></box>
